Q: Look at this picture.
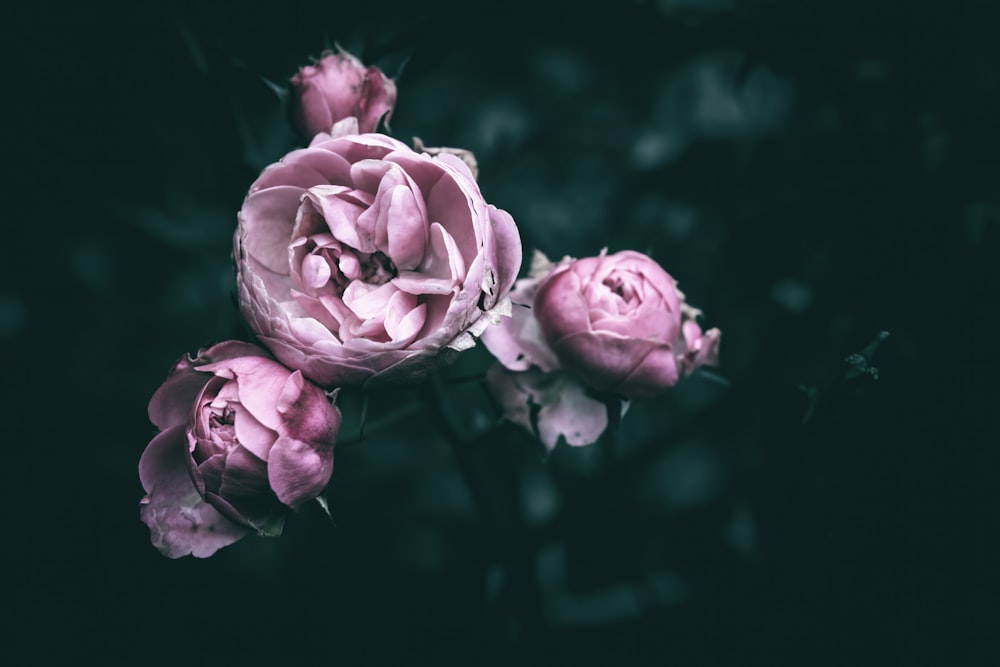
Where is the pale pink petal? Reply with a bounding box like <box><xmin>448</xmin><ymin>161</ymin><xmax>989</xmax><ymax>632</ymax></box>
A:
<box><xmin>194</xmin><ymin>357</ymin><xmax>291</xmax><ymax>431</ymax></box>
<box><xmin>384</xmin><ymin>290</ymin><xmax>426</xmax><ymax>342</ymax></box>
<box><xmin>480</xmin><ymin>275</ymin><xmax>561</xmax><ymax>373</ymax></box>
<box><xmin>301</xmin><ymin>186</ymin><xmax>373</xmax><ymax>252</ymax></box>
<box><xmin>342</xmin><ymin>281</ymin><xmax>397</xmax><ymax>320</ymax></box>
<box><xmin>348</xmin><ymin>157</ymin><xmax>393</xmax><ymax>193</ymax></box>
<box><xmin>425</xmin><ymin>169</ymin><xmax>477</xmax><ymax>264</ymax></box>
<box><xmin>485</xmin><ymin>366</ymin><xmax>610</xmax><ymax>450</ymax></box>
<box><xmin>487</xmin><ymin>205</ymin><xmax>523</xmax><ymax>306</ymax></box>
<box><xmin>392</xmin><ymin>271</ymin><xmax>456</xmax><ymax>296</ymax></box>
<box><xmin>240</xmin><ymin>186</ymin><xmax>304</xmax><ymax>274</ymax></box>
<box><xmin>382</xmin><ymin>185</ymin><xmax>427</xmax><ymax>270</ymax></box>
<box><xmin>250</xmin><ymin>148</ymin><xmax>353</xmax><ymax>192</ymax></box>
<box><xmin>421</xmin><ymin>222</ymin><xmax>466</xmax><ymax>283</ymax></box>
<box><xmin>232</xmin><ymin>403</ymin><xmax>277</xmax><ymax>462</ymax></box>
<box><xmin>299</xmin><ymin>253</ymin><xmax>332</xmax><ymax>290</ymax></box>
<box><xmin>537</xmin><ymin>378</ymin><xmax>611</xmax><ymax>449</ymax></box>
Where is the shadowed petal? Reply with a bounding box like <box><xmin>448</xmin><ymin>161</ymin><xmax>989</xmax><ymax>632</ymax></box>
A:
<box><xmin>485</xmin><ymin>366</ymin><xmax>609</xmax><ymax>450</ymax></box>
<box><xmin>139</xmin><ymin>425</ymin><xmax>250</xmax><ymax>558</ymax></box>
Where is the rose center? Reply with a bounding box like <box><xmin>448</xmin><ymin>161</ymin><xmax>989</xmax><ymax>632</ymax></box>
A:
<box><xmin>298</xmin><ymin>238</ymin><xmax>400</xmax><ymax>296</ymax></box>
<box><xmin>205</xmin><ymin>403</ymin><xmax>238</xmax><ymax>451</ymax></box>
<box><xmin>602</xmin><ymin>273</ymin><xmax>639</xmax><ymax>304</ymax></box>
<box><xmin>361</xmin><ymin>251</ymin><xmax>398</xmax><ymax>286</ymax></box>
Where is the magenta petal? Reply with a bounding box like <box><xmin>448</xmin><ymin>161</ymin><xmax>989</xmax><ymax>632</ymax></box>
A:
<box><xmin>617</xmin><ymin>345</ymin><xmax>680</xmax><ymax>398</ymax></box>
<box><xmin>549</xmin><ymin>330</ymin><xmax>651</xmax><ymax>392</ymax></box>
<box><xmin>534</xmin><ymin>266</ymin><xmax>593</xmax><ymax>347</ymax></box>
<box><xmin>359</xmin><ymin>66</ymin><xmax>397</xmax><ymax>133</ymax></box>
<box><xmin>215</xmin><ymin>447</ymin><xmax>280</xmax><ymax>530</ymax></box>
<box><xmin>200</xmin><ymin>341</ymin><xmax>272</xmax><ymax>364</ymax></box>
<box><xmin>268</xmin><ymin>435</ymin><xmax>335</xmax><ymax>508</ymax></box>
<box><xmin>139</xmin><ymin>425</ymin><xmax>250</xmax><ymax>558</ymax></box>
<box><xmin>276</xmin><ymin>371</ymin><xmax>341</xmax><ymax>443</ymax></box>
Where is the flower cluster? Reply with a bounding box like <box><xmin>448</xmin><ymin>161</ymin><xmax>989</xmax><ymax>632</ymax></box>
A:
<box><xmin>139</xmin><ymin>48</ymin><xmax>720</xmax><ymax>558</ymax></box>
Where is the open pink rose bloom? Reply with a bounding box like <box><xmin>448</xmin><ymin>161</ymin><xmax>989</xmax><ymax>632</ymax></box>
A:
<box><xmin>482</xmin><ymin>251</ymin><xmax>721</xmax><ymax>449</ymax></box>
<box><xmin>236</xmin><ymin>119</ymin><xmax>521</xmax><ymax>387</ymax></box>
<box><xmin>139</xmin><ymin>342</ymin><xmax>341</xmax><ymax>558</ymax></box>
<box><xmin>291</xmin><ymin>49</ymin><xmax>397</xmax><ymax>138</ymax></box>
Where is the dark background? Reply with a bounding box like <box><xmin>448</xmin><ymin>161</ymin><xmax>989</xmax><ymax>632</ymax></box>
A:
<box><xmin>5</xmin><ymin>0</ymin><xmax>997</xmax><ymax>664</ymax></box>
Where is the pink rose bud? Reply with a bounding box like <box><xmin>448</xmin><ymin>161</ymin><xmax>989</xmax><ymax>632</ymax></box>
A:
<box><xmin>139</xmin><ymin>341</ymin><xmax>341</xmax><ymax>558</ymax></box>
<box><xmin>532</xmin><ymin>250</ymin><xmax>720</xmax><ymax>398</ymax></box>
<box><xmin>481</xmin><ymin>251</ymin><xmax>720</xmax><ymax>448</ymax></box>
<box><xmin>235</xmin><ymin>121</ymin><xmax>522</xmax><ymax>388</ymax></box>
<box><xmin>291</xmin><ymin>49</ymin><xmax>397</xmax><ymax>138</ymax></box>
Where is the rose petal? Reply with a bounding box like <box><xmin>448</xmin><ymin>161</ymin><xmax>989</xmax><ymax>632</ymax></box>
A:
<box><xmin>241</xmin><ymin>186</ymin><xmax>305</xmax><ymax>274</ymax></box>
<box><xmin>194</xmin><ymin>357</ymin><xmax>291</xmax><ymax>431</ymax></box>
<box><xmin>382</xmin><ymin>184</ymin><xmax>427</xmax><ymax>270</ymax></box>
<box><xmin>342</xmin><ymin>281</ymin><xmax>397</xmax><ymax>320</ymax></box>
<box><xmin>486</xmin><ymin>206</ymin><xmax>522</xmax><ymax>308</ymax></box>
<box><xmin>384</xmin><ymin>290</ymin><xmax>426</xmax><ymax>343</ymax></box>
<box><xmin>233</xmin><ymin>403</ymin><xmax>277</xmax><ymax>462</ymax></box>
<box><xmin>480</xmin><ymin>276</ymin><xmax>561</xmax><ymax>373</ymax></box>
<box><xmin>550</xmin><ymin>330</ymin><xmax>669</xmax><ymax>397</ymax></box>
<box><xmin>215</xmin><ymin>446</ymin><xmax>278</xmax><ymax>530</ymax></box>
<box><xmin>616</xmin><ymin>345</ymin><xmax>680</xmax><ymax>398</ymax></box>
<box><xmin>301</xmin><ymin>186</ymin><xmax>373</xmax><ymax>252</ymax></box>
<box><xmin>147</xmin><ymin>364</ymin><xmax>208</xmax><ymax>432</ymax></box>
<box><xmin>536</xmin><ymin>377</ymin><xmax>611</xmax><ymax>449</ymax></box>
<box><xmin>426</xmin><ymin>167</ymin><xmax>478</xmax><ymax>265</ymax></box>
<box><xmin>485</xmin><ymin>366</ymin><xmax>610</xmax><ymax>450</ymax></box>
<box><xmin>534</xmin><ymin>265</ymin><xmax>593</xmax><ymax>345</ymax></box>
<box><xmin>139</xmin><ymin>425</ymin><xmax>250</xmax><ymax>558</ymax></box>
<box><xmin>300</xmin><ymin>253</ymin><xmax>332</xmax><ymax>291</ymax></box>
<box><xmin>269</xmin><ymin>371</ymin><xmax>337</xmax><ymax>508</ymax></box>
<box><xmin>268</xmin><ymin>435</ymin><xmax>335</xmax><ymax>509</ymax></box>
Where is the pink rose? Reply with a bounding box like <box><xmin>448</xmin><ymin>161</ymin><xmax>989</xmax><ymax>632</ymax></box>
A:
<box><xmin>291</xmin><ymin>49</ymin><xmax>397</xmax><ymax>139</ymax></box>
<box><xmin>481</xmin><ymin>251</ymin><xmax>720</xmax><ymax>449</ymax></box>
<box><xmin>235</xmin><ymin>120</ymin><xmax>522</xmax><ymax>388</ymax></box>
<box><xmin>139</xmin><ymin>341</ymin><xmax>341</xmax><ymax>558</ymax></box>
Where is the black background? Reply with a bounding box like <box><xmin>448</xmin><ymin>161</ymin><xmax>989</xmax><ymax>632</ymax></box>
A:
<box><xmin>5</xmin><ymin>0</ymin><xmax>998</xmax><ymax>664</ymax></box>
